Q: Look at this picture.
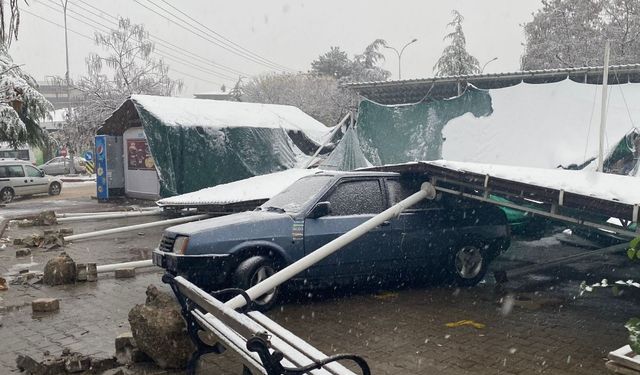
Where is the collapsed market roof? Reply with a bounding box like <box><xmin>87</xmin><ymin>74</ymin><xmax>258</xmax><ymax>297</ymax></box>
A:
<box><xmin>342</xmin><ymin>63</ymin><xmax>640</xmax><ymax>104</ymax></box>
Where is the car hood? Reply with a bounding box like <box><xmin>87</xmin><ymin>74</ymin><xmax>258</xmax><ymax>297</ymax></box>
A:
<box><xmin>167</xmin><ymin>210</ymin><xmax>293</xmax><ymax>237</ymax></box>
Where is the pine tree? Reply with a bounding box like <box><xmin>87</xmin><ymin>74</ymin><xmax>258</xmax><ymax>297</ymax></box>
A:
<box><xmin>433</xmin><ymin>10</ymin><xmax>480</xmax><ymax>77</ymax></box>
<box><xmin>0</xmin><ymin>1</ymin><xmax>53</xmax><ymax>148</ymax></box>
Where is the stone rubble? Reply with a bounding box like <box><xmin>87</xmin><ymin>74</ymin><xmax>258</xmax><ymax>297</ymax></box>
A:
<box><xmin>128</xmin><ymin>285</ymin><xmax>195</xmax><ymax>369</ymax></box>
<box><xmin>43</xmin><ymin>252</ymin><xmax>76</xmax><ymax>286</ymax></box>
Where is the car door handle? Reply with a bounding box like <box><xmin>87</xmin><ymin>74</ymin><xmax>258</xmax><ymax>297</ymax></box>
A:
<box><xmin>379</xmin><ymin>220</ymin><xmax>391</xmax><ymax>227</ymax></box>
<box><xmin>24</xmin><ymin>179</ymin><xmax>27</xmax><ymax>183</ymax></box>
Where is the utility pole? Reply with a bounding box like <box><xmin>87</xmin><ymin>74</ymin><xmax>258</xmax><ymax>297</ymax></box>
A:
<box><xmin>61</xmin><ymin>0</ymin><xmax>74</xmax><ymax>173</ymax></box>
<box><xmin>597</xmin><ymin>41</ymin><xmax>611</xmax><ymax>173</ymax></box>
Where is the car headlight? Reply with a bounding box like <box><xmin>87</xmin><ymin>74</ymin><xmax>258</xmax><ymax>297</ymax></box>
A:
<box><xmin>173</xmin><ymin>236</ymin><xmax>190</xmax><ymax>255</ymax></box>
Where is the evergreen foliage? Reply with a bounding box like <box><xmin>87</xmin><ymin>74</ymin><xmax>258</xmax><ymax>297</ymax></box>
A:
<box><xmin>433</xmin><ymin>10</ymin><xmax>480</xmax><ymax>77</ymax></box>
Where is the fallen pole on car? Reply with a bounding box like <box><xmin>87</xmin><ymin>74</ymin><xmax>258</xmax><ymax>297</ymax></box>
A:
<box><xmin>55</xmin><ymin>207</ymin><xmax>161</xmax><ymax>218</ymax></box>
<box><xmin>96</xmin><ymin>259</ymin><xmax>155</xmax><ymax>273</ymax></box>
<box><xmin>225</xmin><ymin>182</ymin><xmax>437</xmax><ymax>310</ymax></box>
<box><xmin>56</xmin><ymin>210</ymin><xmax>163</xmax><ymax>223</ymax></box>
<box><xmin>63</xmin><ymin>214</ymin><xmax>209</xmax><ymax>242</ymax></box>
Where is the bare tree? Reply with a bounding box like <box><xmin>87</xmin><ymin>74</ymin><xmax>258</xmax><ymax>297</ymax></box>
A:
<box><xmin>57</xmin><ymin>17</ymin><xmax>183</xmax><ymax>153</ymax></box>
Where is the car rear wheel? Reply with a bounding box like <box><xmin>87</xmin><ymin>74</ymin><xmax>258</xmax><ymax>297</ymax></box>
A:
<box><xmin>232</xmin><ymin>256</ymin><xmax>279</xmax><ymax>311</ymax></box>
<box><xmin>1</xmin><ymin>187</ymin><xmax>14</xmax><ymax>203</ymax></box>
<box><xmin>449</xmin><ymin>244</ymin><xmax>488</xmax><ymax>287</ymax></box>
<box><xmin>48</xmin><ymin>182</ymin><xmax>61</xmax><ymax>196</ymax></box>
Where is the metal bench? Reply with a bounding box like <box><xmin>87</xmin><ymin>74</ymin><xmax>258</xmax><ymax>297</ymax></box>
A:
<box><xmin>164</xmin><ymin>273</ymin><xmax>370</xmax><ymax>375</ymax></box>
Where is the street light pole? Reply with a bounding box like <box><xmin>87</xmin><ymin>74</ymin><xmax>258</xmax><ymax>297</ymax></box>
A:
<box><xmin>61</xmin><ymin>0</ymin><xmax>74</xmax><ymax>173</ymax></box>
<box><xmin>481</xmin><ymin>57</ymin><xmax>498</xmax><ymax>73</ymax></box>
<box><xmin>384</xmin><ymin>38</ymin><xmax>418</xmax><ymax>80</ymax></box>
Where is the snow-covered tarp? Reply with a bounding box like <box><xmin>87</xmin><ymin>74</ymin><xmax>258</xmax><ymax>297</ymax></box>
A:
<box><xmin>124</xmin><ymin>95</ymin><xmax>332</xmax><ymax>197</ymax></box>
<box><xmin>157</xmin><ymin>168</ymin><xmax>318</xmax><ymax>207</ymax></box>
<box><xmin>442</xmin><ymin>80</ymin><xmax>640</xmax><ymax>169</ymax></box>
<box><xmin>131</xmin><ymin>95</ymin><xmax>331</xmax><ymax>143</ymax></box>
<box><xmin>429</xmin><ymin>160</ymin><xmax>640</xmax><ymax>206</ymax></box>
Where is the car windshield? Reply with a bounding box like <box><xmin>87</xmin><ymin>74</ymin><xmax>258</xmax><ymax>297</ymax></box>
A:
<box><xmin>261</xmin><ymin>175</ymin><xmax>333</xmax><ymax>213</ymax></box>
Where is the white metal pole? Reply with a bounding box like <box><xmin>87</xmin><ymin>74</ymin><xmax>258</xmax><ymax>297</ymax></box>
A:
<box><xmin>64</xmin><ymin>214</ymin><xmax>209</xmax><ymax>242</ymax></box>
<box><xmin>57</xmin><ymin>210</ymin><xmax>162</xmax><ymax>223</ymax></box>
<box><xmin>97</xmin><ymin>259</ymin><xmax>154</xmax><ymax>273</ymax></box>
<box><xmin>597</xmin><ymin>41</ymin><xmax>611</xmax><ymax>172</ymax></box>
<box><xmin>225</xmin><ymin>182</ymin><xmax>436</xmax><ymax>310</ymax></box>
<box><xmin>303</xmin><ymin>113</ymin><xmax>351</xmax><ymax>169</ymax></box>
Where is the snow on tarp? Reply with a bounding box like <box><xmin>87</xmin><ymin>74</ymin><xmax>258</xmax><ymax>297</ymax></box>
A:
<box><xmin>442</xmin><ymin>80</ymin><xmax>640</xmax><ymax>169</ymax></box>
<box><xmin>428</xmin><ymin>160</ymin><xmax>640</xmax><ymax>206</ymax></box>
<box><xmin>157</xmin><ymin>168</ymin><xmax>318</xmax><ymax>207</ymax></box>
<box><xmin>131</xmin><ymin>95</ymin><xmax>331</xmax><ymax>143</ymax></box>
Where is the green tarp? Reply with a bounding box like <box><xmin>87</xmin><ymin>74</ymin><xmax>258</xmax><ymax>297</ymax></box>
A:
<box><xmin>136</xmin><ymin>106</ymin><xmax>307</xmax><ymax>198</ymax></box>
<box><xmin>356</xmin><ymin>87</ymin><xmax>493</xmax><ymax>165</ymax></box>
<box><xmin>319</xmin><ymin>125</ymin><xmax>371</xmax><ymax>171</ymax></box>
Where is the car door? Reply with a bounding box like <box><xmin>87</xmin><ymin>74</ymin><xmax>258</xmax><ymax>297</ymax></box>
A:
<box><xmin>383</xmin><ymin>178</ymin><xmax>448</xmax><ymax>275</ymax></box>
<box><xmin>5</xmin><ymin>165</ymin><xmax>29</xmax><ymax>195</ymax></box>
<box><xmin>23</xmin><ymin>165</ymin><xmax>48</xmax><ymax>194</ymax></box>
<box><xmin>304</xmin><ymin>178</ymin><xmax>391</xmax><ymax>281</ymax></box>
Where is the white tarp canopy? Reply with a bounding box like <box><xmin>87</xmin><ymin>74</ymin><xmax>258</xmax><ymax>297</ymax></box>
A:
<box><xmin>157</xmin><ymin>168</ymin><xmax>318</xmax><ymax>207</ymax></box>
<box><xmin>442</xmin><ymin>80</ymin><xmax>640</xmax><ymax>169</ymax></box>
<box><xmin>428</xmin><ymin>160</ymin><xmax>640</xmax><ymax>206</ymax></box>
<box><xmin>131</xmin><ymin>95</ymin><xmax>332</xmax><ymax>143</ymax></box>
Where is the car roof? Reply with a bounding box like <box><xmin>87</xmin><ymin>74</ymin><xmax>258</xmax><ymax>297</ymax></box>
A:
<box><xmin>0</xmin><ymin>158</ymin><xmax>31</xmax><ymax>164</ymax></box>
<box><xmin>310</xmin><ymin>170</ymin><xmax>400</xmax><ymax>178</ymax></box>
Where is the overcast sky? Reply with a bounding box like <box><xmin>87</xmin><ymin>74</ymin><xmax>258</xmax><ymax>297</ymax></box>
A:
<box><xmin>11</xmin><ymin>0</ymin><xmax>542</xmax><ymax>96</ymax></box>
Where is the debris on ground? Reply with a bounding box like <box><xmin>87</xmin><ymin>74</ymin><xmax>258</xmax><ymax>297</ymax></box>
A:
<box><xmin>15</xmin><ymin>350</ymin><xmax>118</xmax><ymax>374</ymax></box>
<box><xmin>75</xmin><ymin>263</ymin><xmax>97</xmax><ymax>282</ymax></box>
<box><xmin>445</xmin><ymin>320</ymin><xmax>486</xmax><ymax>329</ymax></box>
<box><xmin>128</xmin><ymin>285</ymin><xmax>195</xmax><ymax>369</ymax></box>
<box><xmin>43</xmin><ymin>252</ymin><xmax>76</xmax><ymax>286</ymax></box>
<box><xmin>15</xmin><ymin>210</ymin><xmax>58</xmax><ymax>228</ymax></box>
<box><xmin>13</xmin><ymin>230</ymin><xmax>68</xmax><ymax>249</ymax></box>
<box><xmin>32</xmin><ymin>298</ymin><xmax>60</xmax><ymax>313</ymax></box>
<box><xmin>10</xmin><ymin>271</ymin><xmax>43</xmax><ymax>286</ymax></box>
<box><xmin>0</xmin><ymin>277</ymin><xmax>7</xmax><ymax>291</ymax></box>
<box><xmin>114</xmin><ymin>268</ymin><xmax>136</xmax><ymax>279</ymax></box>
<box><xmin>15</xmin><ymin>248</ymin><xmax>31</xmax><ymax>257</ymax></box>
<box><xmin>114</xmin><ymin>331</ymin><xmax>152</xmax><ymax>365</ymax></box>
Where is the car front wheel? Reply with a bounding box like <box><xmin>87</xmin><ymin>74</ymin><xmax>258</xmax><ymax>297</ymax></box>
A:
<box><xmin>449</xmin><ymin>244</ymin><xmax>488</xmax><ymax>287</ymax></box>
<box><xmin>1</xmin><ymin>187</ymin><xmax>14</xmax><ymax>203</ymax></box>
<box><xmin>232</xmin><ymin>255</ymin><xmax>280</xmax><ymax>311</ymax></box>
<box><xmin>48</xmin><ymin>182</ymin><xmax>61</xmax><ymax>196</ymax></box>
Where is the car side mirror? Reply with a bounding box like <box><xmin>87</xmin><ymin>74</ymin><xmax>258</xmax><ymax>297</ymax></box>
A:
<box><xmin>308</xmin><ymin>201</ymin><xmax>331</xmax><ymax>219</ymax></box>
<box><xmin>40</xmin><ymin>170</ymin><xmax>45</xmax><ymax>177</ymax></box>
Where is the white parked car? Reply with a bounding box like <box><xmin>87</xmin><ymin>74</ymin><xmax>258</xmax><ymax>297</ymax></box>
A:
<box><xmin>38</xmin><ymin>156</ymin><xmax>87</xmax><ymax>175</ymax></box>
<box><xmin>0</xmin><ymin>159</ymin><xmax>63</xmax><ymax>203</ymax></box>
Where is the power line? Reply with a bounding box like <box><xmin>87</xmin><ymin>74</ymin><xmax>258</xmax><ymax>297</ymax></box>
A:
<box><xmin>22</xmin><ymin>7</ymin><xmax>225</xmax><ymax>87</ymax></box>
<box><xmin>34</xmin><ymin>1</ymin><xmax>233</xmax><ymax>84</ymax></box>
<box><xmin>157</xmin><ymin>0</ymin><xmax>293</xmax><ymax>72</ymax></box>
<box><xmin>134</xmin><ymin>0</ymin><xmax>289</xmax><ymax>72</ymax></box>
<box><xmin>70</xmin><ymin>0</ymin><xmax>248</xmax><ymax>77</ymax></box>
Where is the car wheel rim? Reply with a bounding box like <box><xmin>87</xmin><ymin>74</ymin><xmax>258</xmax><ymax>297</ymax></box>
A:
<box><xmin>1</xmin><ymin>190</ymin><xmax>11</xmax><ymax>202</ymax></box>
<box><xmin>50</xmin><ymin>184</ymin><xmax>60</xmax><ymax>195</ymax></box>
<box><xmin>454</xmin><ymin>246</ymin><xmax>483</xmax><ymax>279</ymax></box>
<box><xmin>250</xmin><ymin>265</ymin><xmax>276</xmax><ymax>305</ymax></box>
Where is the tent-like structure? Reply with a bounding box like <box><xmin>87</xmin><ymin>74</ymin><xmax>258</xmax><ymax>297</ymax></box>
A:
<box><xmin>98</xmin><ymin>95</ymin><xmax>333</xmax><ymax>198</ymax></box>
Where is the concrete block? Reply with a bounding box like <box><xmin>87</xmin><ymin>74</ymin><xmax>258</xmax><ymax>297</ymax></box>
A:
<box><xmin>86</xmin><ymin>263</ymin><xmax>98</xmax><ymax>282</ymax></box>
<box><xmin>76</xmin><ymin>263</ymin><xmax>88</xmax><ymax>281</ymax></box>
<box><xmin>114</xmin><ymin>268</ymin><xmax>135</xmax><ymax>279</ymax></box>
<box><xmin>15</xmin><ymin>248</ymin><xmax>31</xmax><ymax>257</ymax></box>
<box><xmin>32</xmin><ymin>298</ymin><xmax>60</xmax><ymax>313</ymax></box>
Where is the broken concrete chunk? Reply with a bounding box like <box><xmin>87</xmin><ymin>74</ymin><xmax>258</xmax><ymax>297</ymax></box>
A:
<box><xmin>36</xmin><ymin>210</ymin><xmax>58</xmax><ymax>226</ymax></box>
<box><xmin>75</xmin><ymin>263</ymin><xmax>88</xmax><ymax>282</ymax></box>
<box><xmin>13</xmin><ymin>238</ymin><xmax>22</xmax><ymax>245</ymax></box>
<box><xmin>43</xmin><ymin>252</ymin><xmax>76</xmax><ymax>286</ymax></box>
<box><xmin>64</xmin><ymin>354</ymin><xmax>91</xmax><ymax>373</ymax></box>
<box><xmin>115</xmin><ymin>268</ymin><xmax>136</xmax><ymax>279</ymax></box>
<box><xmin>17</xmin><ymin>219</ymin><xmax>34</xmax><ymax>228</ymax></box>
<box><xmin>115</xmin><ymin>332</ymin><xmax>152</xmax><ymax>365</ymax></box>
<box><xmin>128</xmin><ymin>285</ymin><xmax>195</xmax><ymax>369</ymax></box>
<box><xmin>86</xmin><ymin>263</ymin><xmax>97</xmax><ymax>282</ymax></box>
<box><xmin>15</xmin><ymin>248</ymin><xmax>31</xmax><ymax>257</ymax></box>
<box><xmin>32</xmin><ymin>298</ymin><xmax>60</xmax><ymax>313</ymax></box>
<box><xmin>58</xmin><ymin>228</ymin><xmax>73</xmax><ymax>235</ymax></box>
<box><xmin>0</xmin><ymin>277</ymin><xmax>7</xmax><ymax>291</ymax></box>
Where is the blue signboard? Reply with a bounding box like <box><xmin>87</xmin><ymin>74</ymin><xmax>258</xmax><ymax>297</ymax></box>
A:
<box><xmin>84</xmin><ymin>151</ymin><xmax>93</xmax><ymax>161</ymax></box>
<box><xmin>95</xmin><ymin>135</ymin><xmax>108</xmax><ymax>201</ymax></box>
